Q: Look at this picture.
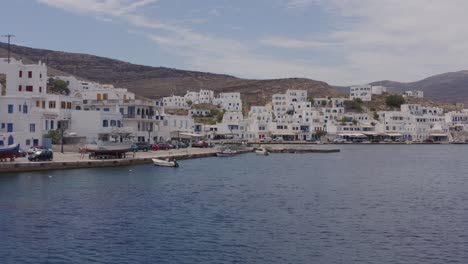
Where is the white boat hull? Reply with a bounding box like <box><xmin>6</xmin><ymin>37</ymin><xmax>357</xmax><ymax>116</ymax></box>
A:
<box><xmin>255</xmin><ymin>149</ymin><xmax>269</xmax><ymax>156</ymax></box>
<box><xmin>152</xmin><ymin>158</ymin><xmax>179</xmax><ymax>167</ymax></box>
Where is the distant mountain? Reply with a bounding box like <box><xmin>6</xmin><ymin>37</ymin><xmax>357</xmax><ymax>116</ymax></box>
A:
<box><xmin>371</xmin><ymin>71</ymin><xmax>468</xmax><ymax>104</ymax></box>
<box><xmin>0</xmin><ymin>43</ymin><xmax>342</xmax><ymax>107</ymax></box>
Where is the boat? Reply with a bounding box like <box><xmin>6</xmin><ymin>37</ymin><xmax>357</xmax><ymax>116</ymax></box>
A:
<box><xmin>84</xmin><ymin>141</ymin><xmax>132</xmax><ymax>154</ymax></box>
<box><xmin>255</xmin><ymin>148</ymin><xmax>269</xmax><ymax>156</ymax></box>
<box><xmin>0</xmin><ymin>144</ymin><xmax>20</xmax><ymax>160</ymax></box>
<box><xmin>216</xmin><ymin>148</ymin><xmax>237</xmax><ymax>157</ymax></box>
<box><xmin>83</xmin><ymin>133</ymin><xmax>133</xmax><ymax>158</ymax></box>
<box><xmin>152</xmin><ymin>158</ymin><xmax>179</xmax><ymax>167</ymax></box>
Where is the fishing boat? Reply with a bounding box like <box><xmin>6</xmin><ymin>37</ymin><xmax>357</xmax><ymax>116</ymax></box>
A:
<box><xmin>152</xmin><ymin>158</ymin><xmax>179</xmax><ymax>167</ymax></box>
<box><xmin>216</xmin><ymin>148</ymin><xmax>237</xmax><ymax>157</ymax></box>
<box><xmin>0</xmin><ymin>144</ymin><xmax>20</xmax><ymax>160</ymax></box>
<box><xmin>83</xmin><ymin>133</ymin><xmax>133</xmax><ymax>158</ymax></box>
<box><xmin>255</xmin><ymin>148</ymin><xmax>269</xmax><ymax>156</ymax></box>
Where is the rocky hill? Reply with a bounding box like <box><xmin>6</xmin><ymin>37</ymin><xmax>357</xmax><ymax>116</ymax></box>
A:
<box><xmin>371</xmin><ymin>71</ymin><xmax>468</xmax><ymax>104</ymax></box>
<box><xmin>0</xmin><ymin>43</ymin><xmax>343</xmax><ymax>107</ymax></box>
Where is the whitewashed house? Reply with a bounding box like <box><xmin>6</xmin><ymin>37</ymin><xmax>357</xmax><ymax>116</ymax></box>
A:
<box><xmin>350</xmin><ymin>85</ymin><xmax>372</xmax><ymax>101</ymax></box>
<box><xmin>214</xmin><ymin>92</ymin><xmax>242</xmax><ymax>112</ymax></box>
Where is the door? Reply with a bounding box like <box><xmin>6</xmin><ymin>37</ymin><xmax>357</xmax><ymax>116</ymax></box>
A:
<box><xmin>8</xmin><ymin>135</ymin><xmax>14</xmax><ymax>145</ymax></box>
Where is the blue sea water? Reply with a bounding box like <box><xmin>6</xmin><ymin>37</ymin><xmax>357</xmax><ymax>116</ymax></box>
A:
<box><xmin>1</xmin><ymin>145</ymin><xmax>468</xmax><ymax>263</ymax></box>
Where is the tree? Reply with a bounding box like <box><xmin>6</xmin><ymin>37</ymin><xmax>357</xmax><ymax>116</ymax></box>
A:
<box><xmin>373</xmin><ymin>112</ymin><xmax>380</xmax><ymax>120</ymax></box>
<box><xmin>385</xmin><ymin>94</ymin><xmax>405</xmax><ymax>108</ymax></box>
<box><xmin>48</xmin><ymin>78</ymin><xmax>70</xmax><ymax>95</ymax></box>
<box><xmin>321</xmin><ymin>100</ymin><xmax>327</xmax><ymax>107</ymax></box>
<box><xmin>344</xmin><ymin>100</ymin><xmax>363</xmax><ymax>112</ymax></box>
<box><xmin>186</xmin><ymin>100</ymin><xmax>193</xmax><ymax>107</ymax></box>
<box><xmin>352</xmin><ymin>119</ymin><xmax>358</xmax><ymax>125</ymax></box>
<box><xmin>354</xmin><ymin>98</ymin><xmax>363</xmax><ymax>104</ymax></box>
<box><xmin>315</xmin><ymin>130</ymin><xmax>327</xmax><ymax>138</ymax></box>
<box><xmin>308</xmin><ymin>96</ymin><xmax>315</xmax><ymax>105</ymax></box>
<box><xmin>44</xmin><ymin>129</ymin><xmax>61</xmax><ymax>144</ymax></box>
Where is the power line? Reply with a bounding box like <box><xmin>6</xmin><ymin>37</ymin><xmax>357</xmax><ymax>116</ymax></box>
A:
<box><xmin>1</xmin><ymin>34</ymin><xmax>15</xmax><ymax>64</ymax></box>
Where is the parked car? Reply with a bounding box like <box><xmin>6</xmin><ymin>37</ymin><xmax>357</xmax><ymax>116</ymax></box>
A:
<box><xmin>133</xmin><ymin>142</ymin><xmax>150</xmax><ymax>152</ymax></box>
<box><xmin>18</xmin><ymin>148</ymin><xmax>28</xmax><ymax>157</ymax></box>
<box><xmin>157</xmin><ymin>143</ymin><xmax>173</xmax><ymax>150</ymax></box>
<box><xmin>28</xmin><ymin>149</ymin><xmax>53</xmax><ymax>161</ymax></box>
<box><xmin>273</xmin><ymin>137</ymin><xmax>283</xmax><ymax>142</ymax></box>
<box><xmin>332</xmin><ymin>138</ymin><xmax>345</xmax><ymax>143</ymax></box>
<box><xmin>192</xmin><ymin>141</ymin><xmax>209</xmax><ymax>148</ymax></box>
<box><xmin>27</xmin><ymin>145</ymin><xmax>47</xmax><ymax>155</ymax></box>
<box><xmin>150</xmin><ymin>144</ymin><xmax>160</xmax><ymax>151</ymax></box>
<box><xmin>173</xmin><ymin>141</ymin><xmax>189</xmax><ymax>148</ymax></box>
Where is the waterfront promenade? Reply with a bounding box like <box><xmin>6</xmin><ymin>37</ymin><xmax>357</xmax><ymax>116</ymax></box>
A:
<box><xmin>0</xmin><ymin>145</ymin><xmax>340</xmax><ymax>174</ymax></box>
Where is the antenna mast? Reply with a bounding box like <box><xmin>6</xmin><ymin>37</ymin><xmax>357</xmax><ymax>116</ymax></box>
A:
<box><xmin>1</xmin><ymin>34</ymin><xmax>15</xmax><ymax>63</ymax></box>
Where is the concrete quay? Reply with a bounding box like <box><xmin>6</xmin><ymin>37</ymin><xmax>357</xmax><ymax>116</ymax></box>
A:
<box><xmin>0</xmin><ymin>145</ymin><xmax>340</xmax><ymax>174</ymax></box>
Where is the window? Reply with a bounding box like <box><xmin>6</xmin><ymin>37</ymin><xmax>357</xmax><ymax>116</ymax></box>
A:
<box><xmin>49</xmin><ymin>101</ymin><xmax>56</xmax><ymax>109</ymax></box>
<box><xmin>8</xmin><ymin>104</ymin><xmax>13</xmax><ymax>113</ymax></box>
<box><xmin>1</xmin><ymin>123</ymin><xmax>4</xmax><ymax>129</ymax></box>
<box><xmin>67</xmin><ymin>102</ymin><xmax>71</xmax><ymax>109</ymax></box>
<box><xmin>110</xmin><ymin>120</ymin><xmax>116</xmax><ymax>127</ymax></box>
<box><xmin>26</xmin><ymin>86</ymin><xmax>33</xmax><ymax>92</ymax></box>
<box><xmin>42</xmin><ymin>101</ymin><xmax>45</xmax><ymax>109</ymax></box>
<box><xmin>102</xmin><ymin>120</ymin><xmax>109</xmax><ymax>127</ymax></box>
<box><xmin>36</xmin><ymin>101</ymin><xmax>40</xmax><ymax>108</ymax></box>
<box><xmin>103</xmin><ymin>108</ymin><xmax>110</xmax><ymax>112</ymax></box>
<box><xmin>40</xmin><ymin>73</ymin><xmax>42</xmax><ymax>78</ymax></box>
<box><xmin>45</xmin><ymin>120</ymin><xmax>49</xmax><ymax>130</ymax></box>
<box><xmin>50</xmin><ymin>120</ymin><xmax>54</xmax><ymax>130</ymax></box>
<box><xmin>61</xmin><ymin>102</ymin><xmax>66</xmax><ymax>109</ymax></box>
<box><xmin>26</xmin><ymin>139</ymin><xmax>31</xmax><ymax>146</ymax></box>
<box><xmin>7</xmin><ymin>123</ymin><xmax>13</xmax><ymax>132</ymax></box>
<box><xmin>18</xmin><ymin>85</ymin><xmax>22</xmax><ymax>91</ymax></box>
<box><xmin>117</xmin><ymin>121</ymin><xmax>121</xmax><ymax>127</ymax></box>
<box><xmin>28</xmin><ymin>71</ymin><xmax>32</xmax><ymax>78</ymax></box>
<box><xmin>30</xmin><ymin>124</ymin><xmax>35</xmax><ymax>132</ymax></box>
<box><xmin>19</xmin><ymin>70</ymin><xmax>22</xmax><ymax>78</ymax></box>
<box><xmin>103</xmin><ymin>94</ymin><xmax>108</xmax><ymax>100</ymax></box>
<box><xmin>39</xmin><ymin>87</ymin><xmax>42</xmax><ymax>93</ymax></box>
<box><xmin>18</xmin><ymin>105</ymin><xmax>22</xmax><ymax>112</ymax></box>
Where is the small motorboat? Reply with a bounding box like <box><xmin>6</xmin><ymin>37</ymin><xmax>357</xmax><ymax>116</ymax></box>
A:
<box><xmin>255</xmin><ymin>148</ymin><xmax>269</xmax><ymax>156</ymax></box>
<box><xmin>216</xmin><ymin>149</ymin><xmax>237</xmax><ymax>157</ymax></box>
<box><xmin>0</xmin><ymin>143</ymin><xmax>20</xmax><ymax>161</ymax></box>
<box><xmin>152</xmin><ymin>158</ymin><xmax>179</xmax><ymax>167</ymax></box>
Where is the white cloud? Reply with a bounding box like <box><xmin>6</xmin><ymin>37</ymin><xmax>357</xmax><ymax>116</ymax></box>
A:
<box><xmin>38</xmin><ymin>0</ymin><xmax>468</xmax><ymax>85</ymax></box>
<box><xmin>276</xmin><ymin>0</ymin><xmax>468</xmax><ymax>84</ymax></box>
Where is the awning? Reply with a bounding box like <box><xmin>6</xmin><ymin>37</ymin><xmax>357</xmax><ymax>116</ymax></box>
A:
<box><xmin>338</xmin><ymin>133</ymin><xmax>366</xmax><ymax>138</ymax></box>
<box><xmin>271</xmin><ymin>132</ymin><xmax>297</xmax><ymax>136</ymax></box>
<box><xmin>180</xmin><ymin>132</ymin><xmax>203</xmax><ymax>137</ymax></box>
<box><xmin>386</xmin><ymin>133</ymin><xmax>403</xmax><ymax>137</ymax></box>
<box><xmin>430</xmin><ymin>133</ymin><xmax>447</xmax><ymax>137</ymax></box>
<box><xmin>362</xmin><ymin>131</ymin><xmax>377</xmax><ymax>136</ymax></box>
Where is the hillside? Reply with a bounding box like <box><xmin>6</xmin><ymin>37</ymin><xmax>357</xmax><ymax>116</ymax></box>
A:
<box><xmin>371</xmin><ymin>71</ymin><xmax>468</xmax><ymax>104</ymax></box>
<box><xmin>0</xmin><ymin>42</ymin><xmax>343</xmax><ymax>107</ymax></box>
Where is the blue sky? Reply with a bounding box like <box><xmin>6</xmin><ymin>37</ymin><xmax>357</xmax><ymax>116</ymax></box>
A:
<box><xmin>2</xmin><ymin>0</ymin><xmax>468</xmax><ymax>85</ymax></box>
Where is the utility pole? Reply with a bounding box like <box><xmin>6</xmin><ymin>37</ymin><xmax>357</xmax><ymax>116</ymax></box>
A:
<box><xmin>1</xmin><ymin>34</ymin><xmax>15</xmax><ymax>63</ymax></box>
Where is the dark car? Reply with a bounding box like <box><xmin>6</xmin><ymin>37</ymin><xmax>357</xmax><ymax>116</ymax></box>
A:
<box><xmin>18</xmin><ymin>149</ymin><xmax>28</xmax><ymax>157</ymax></box>
<box><xmin>174</xmin><ymin>141</ymin><xmax>189</xmax><ymax>148</ymax></box>
<box><xmin>28</xmin><ymin>149</ymin><xmax>53</xmax><ymax>161</ymax></box>
<box><xmin>131</xmin><ymin>142</ymin><xmax>150</xmax><ymax>152</ymax></box>
<box><xmin>192</xmin><ymin>141</ymin><xmax>209</xmax><ymax>148</ymax></box>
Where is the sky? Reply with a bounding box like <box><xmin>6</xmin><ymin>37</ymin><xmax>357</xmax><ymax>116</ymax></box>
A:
<box><xmin>2</xmin><ymin>0</ymin><xmax>468</xmax><ymax>85</ymax></box>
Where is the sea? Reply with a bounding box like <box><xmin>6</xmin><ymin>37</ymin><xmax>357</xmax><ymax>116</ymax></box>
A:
<box><xmin>1</xmin><ymin>145</ymin><xmax>467</xmax><ymax>263</ymax></box>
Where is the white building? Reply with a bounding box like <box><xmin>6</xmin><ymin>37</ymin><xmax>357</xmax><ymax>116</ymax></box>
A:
<box><xmin>272</xmin><ymin>89</ymin><xmax>308</xmax><ymax>115</ymax></box>
<box><xmin>371</xmin><ymin>85</ymin><xmax>387</xmax><ymax>95</ymax></box>
<box><xmin>163</xmin><ymin>95</ymin><xmax>189</xmax><ymax>109</ymax></box>
<box><xmin>184</xmin><ymin>89</ymin><xmax>215</xmax><ymax>105</ymax></box>
<box><xmin>214</xmin><ymin>92</ymin><xmax>242</xmax><ymax>112</ymax></box>
<box><xmin>350</xmin><ymin>85</ymin><xmax>372</xmax><ymax>101</ymax></box>
<box><xmin>404</xmin><ymin>90</ymin><xmax>424</xmax><ymax>98</ymax></box>
<box><xmin>0</xmin><ymin>58</ymin><xmax>54</xmax><ymax>148</ymax></box>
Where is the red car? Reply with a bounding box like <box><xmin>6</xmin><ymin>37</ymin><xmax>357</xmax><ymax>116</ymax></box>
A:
<box><xmin>192</xmin><ymin>141</ymin><xmax>209</xmax><ymax>148</ymax></box>
<box><xmin>156</xmin><ymin>143</ymin><xmax>173</xmax><ymax>150</ymax></box>
<box><xmin>150</xmin><ymin>144</ymin><xmax>160</xmax><ymax>151</ymax></box>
